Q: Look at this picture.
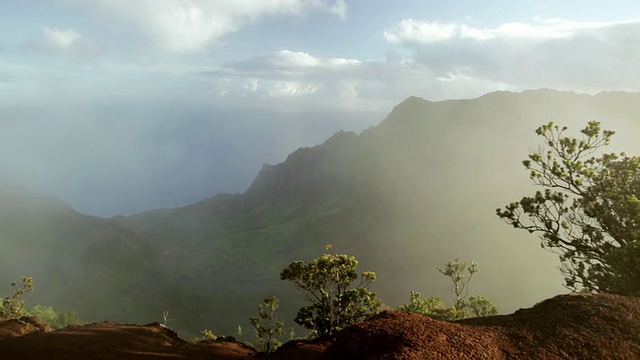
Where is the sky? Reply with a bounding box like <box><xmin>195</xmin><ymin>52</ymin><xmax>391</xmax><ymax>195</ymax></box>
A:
<box><xmin>2</xmin><ymin>0</ymin><xmax>640</xmax><ymax>216</ymax></box>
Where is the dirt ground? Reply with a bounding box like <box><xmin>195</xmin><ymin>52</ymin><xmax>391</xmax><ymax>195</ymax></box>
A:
<box><xmin>1</xmin><ymin>293</ymin><xmax>638</xmax><ymax>359</ymax></box>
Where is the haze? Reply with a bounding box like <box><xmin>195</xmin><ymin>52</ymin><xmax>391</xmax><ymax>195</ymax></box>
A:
<box><xmin>2</xmin><ymin>0</ymin><xmax>640</xmax><ymax>216</ymax></box>
<box><xmin>3</xmin><ymin>1</ymin><xmax>640</xmax><ymax>336</ymax></box>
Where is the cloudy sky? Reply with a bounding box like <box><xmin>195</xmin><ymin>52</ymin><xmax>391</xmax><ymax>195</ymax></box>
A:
<box><xmin>2</xmin><ymin>0</ymin><xmax>640</xmax><ymax>216</ymax></box>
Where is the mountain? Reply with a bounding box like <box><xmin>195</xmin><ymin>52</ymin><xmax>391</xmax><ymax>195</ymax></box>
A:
<box><xmin>0</xmin><ymin>181</ymin><xmax>164</xmax><ymax>324</ymax></box>
<box><xmin>4</xmin><ymin>89</ymin><xmax>640</xmax><ymax>336</ymax></box>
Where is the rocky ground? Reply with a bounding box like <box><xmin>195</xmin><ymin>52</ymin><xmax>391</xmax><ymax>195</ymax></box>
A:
<box><xmin>0</xmin><ymin>293</ymin><xmax>638</xmax><ymax>359</ymax></box>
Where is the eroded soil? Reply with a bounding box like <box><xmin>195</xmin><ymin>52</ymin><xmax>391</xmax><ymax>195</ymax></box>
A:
<box><xmin>0</xmin><ymin>293</ymin><xmax>638</xmax><ymax>359</ymax></box>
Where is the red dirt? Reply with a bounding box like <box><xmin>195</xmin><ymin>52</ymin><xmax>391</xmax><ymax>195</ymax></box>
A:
<box><xmin>326</xmin><ymin>293</ymin><xmax>640</xmax><ymax>359</ymax></box>
<box><xmin>0</xmin><ymin>293</ymin><xmax>638</xmax><ymax>359</ymax></box>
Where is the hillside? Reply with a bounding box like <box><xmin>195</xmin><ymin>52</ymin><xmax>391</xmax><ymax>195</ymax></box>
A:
<box><xmin>2</xmin><ymin>293</ymin><xmax>639</xmax><ymax>359</ymax></box>
<box><xmin>0</xmin><ymin>181</ymin><xmax>162</xmax><ymax>324</ymax></box>
<box><xmin>111</xmin><ymin>89</ymin><xmax>640</xmax><ymax>334</ymax></box>
<box><xmin>3</xmin><ymin>89</ymin><xmax>640</xmax><ymax>335</ymax></box>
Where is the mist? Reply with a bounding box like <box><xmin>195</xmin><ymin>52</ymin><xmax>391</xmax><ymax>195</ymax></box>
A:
<box><xmin>2</xmin><ymin>0</ymin><xmax>640</xmax><ymax>337</ymax></box>
<box><xmin>0</xmin><ymin>105</ymin><xmax>380</xmax><ymax>216</ymax></box>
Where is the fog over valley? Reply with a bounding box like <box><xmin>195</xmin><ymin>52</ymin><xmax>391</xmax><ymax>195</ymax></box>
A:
<box><xmin>2</xmin><ymin>0</ymin><xmax>640</xmax><ymax>339</ymax></box>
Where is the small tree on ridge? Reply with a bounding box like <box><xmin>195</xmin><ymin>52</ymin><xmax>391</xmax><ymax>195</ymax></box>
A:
<box><xmin>280</xmin><ymin>245</ymin><xmax>381</xmax><ymax>337</ymax></box>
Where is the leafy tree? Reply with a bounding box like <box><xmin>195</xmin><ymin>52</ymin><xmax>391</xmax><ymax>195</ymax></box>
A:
<box><xmin>437</xmin><ymin>258</ymin><xmax>478</xmax><ymax>311</ymax></box>
<box><xmin>280</xmin><ymin>246</ymin><xmax>382</xmax><ymax>337</ymax></box>
<box><xmin>399</xmin><ymin>258</ymin><xmax>498</xmax><ymax>320</ymax></box>
<box><xmin>249</xmin><ymin>296</ymin><xmax>285</xmax><ymax>355</ymax></box>
<box><xmin>497</xmin><ymin>122</ymin><xmax>640</xmax><ymax>296</ymax></box>
<box><xmin>1</xmin><ymin>276</ymin><xmax>33</xmax><ymax>319</ymax></box>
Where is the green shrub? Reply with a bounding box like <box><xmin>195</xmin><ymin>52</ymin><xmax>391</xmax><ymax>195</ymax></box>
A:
<box><xmin>400</xmin><ymin>258</ymin><xmax>498</xmax><ymax>320</ymax></box>
<box><xmin>249</xmin><ymin>296</ymin><xmax>285</xmax><ymax>355</ymax></box>
<box><xmin>28</xmin><ymin>306</ymin><xmax>82</xmax><ymax>329</ymax></box>
<box><xmin>281</xmin><ymin>246</ymin><xmax>382</xmax><ymax>337</ymax></box>
<box><xmin>1</xmin><ymin>276</ymin><xmax>33</xmax><ymax>319</ymax></box>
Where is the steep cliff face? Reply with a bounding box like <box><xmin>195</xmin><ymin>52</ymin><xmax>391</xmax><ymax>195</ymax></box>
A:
<box><xmin>244</xmin><ymin>130</ymin><xmax>364</xmax><ymax>203</ymax></box>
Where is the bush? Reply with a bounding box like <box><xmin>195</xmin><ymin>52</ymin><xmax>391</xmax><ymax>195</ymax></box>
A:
<box><xmin>249</xmin><ymin>296</ymin><xmax>285</xmax><ymax>355</ymax></box>
<box><xmin>1</xmin><ymin>276</ymin><xmax>33</xmax><ymax>319</ymax></box>
<box><xmin>400</xmin><ymin>258</ymin><xmax>498</xmax><ymax>320</ymax></box>
<box><xmin>28</xmin><ymin>305</ymin><xmax>82</xmax><ymax>329</ymax></box>
<box><xmin>280</xmin><ymin>246</ymin><xmax>382</xmax><ymax>337</ymax></box>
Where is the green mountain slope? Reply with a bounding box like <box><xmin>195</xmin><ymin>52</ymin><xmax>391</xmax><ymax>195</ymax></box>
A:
<box><xmin>113</xmin><ymin>89</ymin><xmax>640</xmax><ymax>335</ymax></box>
<box><xmin>0</xmin><ymin>181</ymin><xmax>162</xmax><ymax>324</ymax></box>
<box><xmin>4</xmin><ymin>89</ymin><xmax>640</xmax><ymax>336</ymax></box>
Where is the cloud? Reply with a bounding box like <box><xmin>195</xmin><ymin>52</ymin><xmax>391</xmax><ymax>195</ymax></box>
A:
<box><xmin>189</xmin><ymin>47</ymin><xmax>516</xmax><ymax>114</ymax></box>
<box><xmin>384</xmin><ymin>18</ymin><xmax>617</xmax><ymax>44</ymax></box>
<box><xmin>22</xmin><ymin>27</ymin><xmax>102</xmax><ymax>63</ymax></box>
<box><xmin>90</xmin><ymin>0</ymin><xmax>348</xmax><ymax>53</ymax></box>
<box><xmin>192</xmin><ymin>50</ymin><xmax>376</xmax><ymax>109</ymax></box>
<box><xmin>228</xmin><ymin>50</ymin><xmax>361</xmax><ymax>73</ymax></box>
<box><xmin>383</xmin><ymin>18</ymin><xmax>640</xmax><ymax>93</ymax></box>
<box><xmin>42</xmin><ymin>28</ymin><xmax>82</xmax><ymax>49</ymax></box>
<box><xmin>327</xmin><ymin>0</ymin><xmax>347</xmax><ymax>20</ymax></box>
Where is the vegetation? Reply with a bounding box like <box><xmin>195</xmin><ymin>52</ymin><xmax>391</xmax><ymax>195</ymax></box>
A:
<box><xmin>1</xmin><ymin>276</ymin><xmax>34</xmax><ymax>319</ymax></box>
<box><xmin>399</xmin><ymin>258</ymin><xmax>498</xmax><ymax>320</ymax></box>
<box><xmin>249</xmin><ymin>296</ymin><xmax>285</xmax><ymax>355</ymax></box>
<box><xmin>497</xmin><ymin>122</ymin><xmax>640</xmax><ymax>296</ymax></box>
<box><xmin>190</xmin><ymin>329</ymin><xmax>217</xmax><ymax>344</ymax></box>
<box><xmin>28</xmin><ymin>306</ymin><xmax>82</xmax><ymax>329</ymax></box>
<box><xmin>280</xmin><ymin>245</ymin><xmax>382</xmax><ymax>337</ymax></box>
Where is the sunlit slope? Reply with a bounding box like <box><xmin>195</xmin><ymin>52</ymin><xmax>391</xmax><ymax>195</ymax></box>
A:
<box><xmin>114</xmin><ymin>89</ymin><xmax>640</xmax><ymax>335</ymax></box>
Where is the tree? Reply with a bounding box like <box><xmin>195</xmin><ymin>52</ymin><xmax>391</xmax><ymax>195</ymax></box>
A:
<box><xmin>280</xmin><ymin>246</ymin><xmax>382</xmax><ymax>337</ymax></box>
<box><xmin>497</xmin><ymin>121</ymin><xmax>640</xmax><ymax>296</ymax></box>
<box><xmin>1</xmin><ymin>276</ymin><xmax>33</xmax><ymax>319</ymax></box>
<box><xmin>437</xmin><ymin>258</ymin><xmax>478</xmax><ymax>311</ymax></box>
<box><xmin>249</xmin><ymin>296</ymin><xmax>285</xmax><ymax>355</ymax></box>
<box><xmin>399</xmin><ymin>258</ymin><xmax>498</xmax><ymax>320</ymax></box>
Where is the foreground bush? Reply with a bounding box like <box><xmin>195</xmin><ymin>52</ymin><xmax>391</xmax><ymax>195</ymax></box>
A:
<box><xmin>400</xmin><ymin>258</ymin><xmax>498</xmax><ymax>320</ymax></box>
<box><xmin>281</xmin><ymin>246</ymin><xmax>382</xmax><ymax>337</ymax></box>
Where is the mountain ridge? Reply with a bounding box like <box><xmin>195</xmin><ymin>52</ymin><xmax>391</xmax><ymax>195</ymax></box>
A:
<box><xmin>3</xmin><ymin>88</ymin><xmax>640</xmax><ymax>335</ymax></box>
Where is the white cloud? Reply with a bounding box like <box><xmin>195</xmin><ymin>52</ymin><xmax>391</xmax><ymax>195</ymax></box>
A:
<box><xmin>268</xmin><ymin>50</ymin><xmax>361</xmax><ymax>68</ymax></box>
<box><xmin>194</xmin><ymin>50</ymin><xmax>368</xmax><ymax>108</ymax></box>
<box><xmin>327</xmin><ymin>0</ymin><xmax>348</xmax><ymax>20</ymax></box>
<box><xmin>384</xmin><ymin>20</ymin><xmax>459</xmax><ymax>44</ymax></box>
<box><xmin>92</xmin><ymin>0</ymin><xmax>348</xmax><ymax>53</ymax></box>
<box><xmin>383</xmin><ymin>18</ymin><xmax>640</xmax><ymax>94</ymax></box>
<box><xmin>188</xmin><ymin>16</ymin><xmax>640</xmax><ymax>112</ymax></box>
<box><xmin>42</xmin><ymin>28</ymin><xmax>82</xmax><ymax>49</ymax></box>
<box><xmin>384</xmin><ymin>18</ymin><xmax>620</xmax><ymax>44</ymax></box>
<box><xmin>21</xmin><ymin>27</ymin><xmax>102</xmax><ymax>63</ymax></box>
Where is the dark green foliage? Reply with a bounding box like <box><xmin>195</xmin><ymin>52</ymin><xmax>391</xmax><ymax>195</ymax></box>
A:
<box><xmin>249</xmin><ymin>296</ymin><xmax>285</xmax><ymax>355</ymax></box>
<box><xmin>497</xmin><ymin>122</ymin><xmax>640</xmax><ymax>296</ymax></box>
<box><xmin>28</xmin><ymin>305</ymin><xmax>82</xmax><ymax>329</ymax></box>
<box><xmin>280</xmin><ymin>247</ymin><xmax>382</xmax><ymax>337</ymax></box>
<box><xmin>1</xmin><ymin>276</ymin><xmax>33</xmax><ymax>319</ymax></box>
<box><xmin>399</xmin><ymin>258</ymin><xmax>498</xmax><ymax>320</ymax></box>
